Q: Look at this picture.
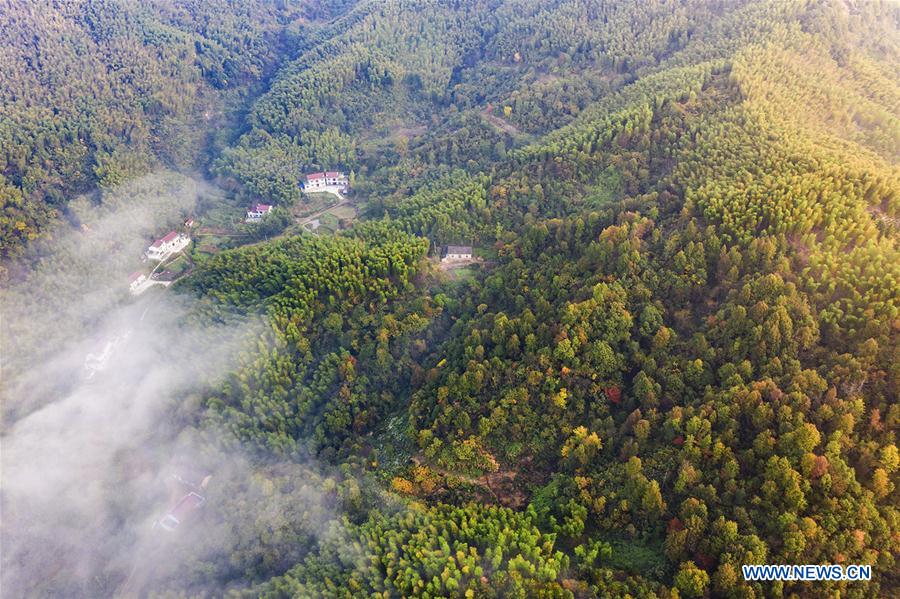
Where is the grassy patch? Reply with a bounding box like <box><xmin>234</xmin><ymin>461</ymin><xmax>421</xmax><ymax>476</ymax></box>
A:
<box><xmin>293</xmin><ymin>193</ymin><xmax>340</xmax><ymax>218</ymax></box>
<box><xmin>606</xmin><ymin>537</ymin><xmax>669</xmax><ymax>580</ymax></box>
<box><xmin>329</xmin><ymin>204</ymin><xmax>357</xmax><ymax>220</ymax></box>
<box><xmin>192</xmin><ymin>234</ymin><xmax>243</xmax><ymax>256</ymax></box>
<box><xmin>195</xmin><ymin>191</ymin><xmax>245</xmax><ymax>230</ymax></box>
<box><xmin>445</xmin><ymin>264</ymin><xmax>478</xmax><ymax>281</ymax></box>
<box><xmin>370</xmin><ymin>412</ymin><xmax>416</xmax><ymax>479</ymax></box>
<box><xmin>164</xmin><ymin>255</ymin><xmax>190</xmax><ymax>275</ymax></box>
<box><xmin>582</xmin><ymin>165</ymin><xmax>625</xmax><ymax>209</ymax></box>
<box><xmin>319</xmin><ymin>212</ymin><xmax>340</xmax><ymax>231</ymax></box>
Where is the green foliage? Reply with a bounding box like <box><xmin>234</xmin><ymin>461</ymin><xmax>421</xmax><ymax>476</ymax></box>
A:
<box><xmin>0</xmin><ymin>0</ymin><xmax>316</xmax><ymax>262</ymax></box>
<box><xmin>243</xmin><ymin>207</ymin><xmax>292</xmax><ymax>241</ymax></box>
<box><xmin>187</xmin><ymin>229</ymin><xmax>431</xmax><ymax>458</ymax></box>
<box><xmin>5</xmin><ymin>0</ymin><xmax>900</xmax><ymax>597</ymax></box>
<box><xmin>252</xmin><ymin>503</ymin><xmax>572</xmax><ymax>598</ymax></box>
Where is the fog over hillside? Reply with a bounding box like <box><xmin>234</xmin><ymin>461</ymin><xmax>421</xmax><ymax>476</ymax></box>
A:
<box><xmin>3</xmin><ymin>302</ymin><xmax>238</xmax><ymax>594</ymax></box>
<box><xmin>0</xmin><ymin>175</ymin><xmax>335</xmax><ymax>597</ymax></box>
<box><xmin>2</xmin><ymin>1</ymin><xmax>898</xmax><ymax>596</ymax></box>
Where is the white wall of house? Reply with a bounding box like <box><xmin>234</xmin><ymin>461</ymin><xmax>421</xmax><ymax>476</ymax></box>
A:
<box><xmin>246</xmin><ymin>208</ymin><xmax>271</xmax><ymax>222</ymax></box>
<box><xmin>147</xmin><ymin>235</ymin><xmax>190</xmax><ymax>261</ymax></box>
<box><xmin>441</xmin><ymin>252</ymin><xmax>472</xmax><ymax>262</ymax></box>
<box><xmin>304</xmin><ymin>172</ymin><xmax>347</xmax><ymax>193</ymax></box>
<box><xmin>129</xmin><ymin>274</ymin><xmax>147</xmax><ymax>292</ymax></box>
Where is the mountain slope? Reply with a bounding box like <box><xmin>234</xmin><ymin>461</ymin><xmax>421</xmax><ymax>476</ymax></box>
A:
<box><xmin>190</xmin><ymin>2</ymin><xmax>899</xmax><ymax>596</ymax></box>
<box><xmin>0</xmin><ymin>0</ymin><xmax>347</xmax><ymax>267</ymax></box>
<box><xmin>1</xmin><ymin>1</ymin><xmax>898</xmax><ymax>597</ymax></box>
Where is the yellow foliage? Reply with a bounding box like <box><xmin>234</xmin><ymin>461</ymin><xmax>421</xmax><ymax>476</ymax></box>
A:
<box><xmin>552</xmin><ymin>388</ymin><xmax>568</xmax><ymax>409</ymax></box>
<box><xmin>391</xmin><ymin>477</ymin><xmax>415</xmax><ymax>495</ymax></box>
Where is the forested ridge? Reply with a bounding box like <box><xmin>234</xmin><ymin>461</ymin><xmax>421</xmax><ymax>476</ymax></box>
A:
<box><xmin>0</xmin><ymin>0</ymin><xmax>353</xmax><ymax>268</ymax></box>
<box><xmin>2</xmin><ymin>1</ymin><xmax>899</xmax><ymax>598</ymax></box>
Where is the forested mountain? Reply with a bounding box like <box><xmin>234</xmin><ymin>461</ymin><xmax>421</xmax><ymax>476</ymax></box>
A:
<box><xmin>1</xmin><ymin>1</ymin><xmax>898</xmax><ymax>598</ymax></box>
<box><xmin>0</xmin><ymin>0</ymin><xmax>351</xmax><ymax>266</ymax></box>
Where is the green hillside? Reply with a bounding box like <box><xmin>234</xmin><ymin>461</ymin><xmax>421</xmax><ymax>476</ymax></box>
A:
<box><xmin>1</xmin><ymin>1</ymin><xmax>898</xmax><ymax>597</ymax></box>
<box><xmin>0</xmin><ymin>0</ymin><xmax>351</xmax><ymax>267</ymax></box>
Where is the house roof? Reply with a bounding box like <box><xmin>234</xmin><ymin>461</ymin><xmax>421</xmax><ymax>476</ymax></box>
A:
<box><xmin>151</xmin><ymin>231</ymin><xmax>179</xmax><ymax>247</ymax></box>
<box><xmin>306</xmin><ymin>172</ymin><xmax>325</xmax><ymax>181</ymax></box>
<box><xmin>252</xmin><ymin>203</ymin><xmax>272</xmax><ymax>212</ymax></box>
<box><xmin>168</xmin><ymin>491</ymin><xmax>205</xmax><ymax>522</ymax></box>
<box><xmin>128</xmin><ymin>271</ymin><xmax>144</xmax><ymax>283</ymax></box>
<box><xmin>325</xmin><ymin>171</ymin><xmax>342</xmax><ymax>178</ymax></box>
<box><xmin>443</xmin><ymin>245</ymin><xmax>473</xmax><ymax>255</ymax></box>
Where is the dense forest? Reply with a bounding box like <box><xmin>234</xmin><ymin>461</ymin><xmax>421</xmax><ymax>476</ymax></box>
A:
<box><xmin>1</xmin><ymin>0</ymin><xmax>898</xmax><ymax>598</ymax></box>
<box><xmin>0</xmin><ymin>0</ymin><xmax>353</xmax><ymax>269</ymax></box>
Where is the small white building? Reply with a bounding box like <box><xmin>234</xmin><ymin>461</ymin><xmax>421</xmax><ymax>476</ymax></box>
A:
<box><xmin>304</xmin><ymin>172</ymin><xmax>326</xmax><ymax>191</ymax></box>
<box><xmin>441</xmin><ymin>245</ymin><xmax>474</xmax><ymax>262</ymax></box>
<box><xmin>128</xmin><ymin>271</ymin><xmax>147</xmax><ymax>293</ymax></box>
<box><xmin>246</xmin><ymin>203</ymin><xmax>273</xmax><ymax>222</ymax></box>
<box><xmin>303</xmin><ymin>171</ymin><xmax>348</xmax><ymax>193</ymax></box>
<box><xmin>147</xmin><ymin>231</ymin><xmax>190</xmax><ymax>261</ymax></box>
<box><xmin>325</xmin><ymin>171</ymin><xmax>347</xmax><ymax>186</ymax></box>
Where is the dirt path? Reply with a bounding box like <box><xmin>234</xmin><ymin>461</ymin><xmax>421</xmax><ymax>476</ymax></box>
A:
<box><xmin>437</xmin><ymin>257</ymin><xmax>482</xmax><ymax>271</ymax></box>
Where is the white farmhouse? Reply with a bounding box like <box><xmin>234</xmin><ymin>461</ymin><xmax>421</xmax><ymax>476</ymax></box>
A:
<box><xmin>246</xmin><ymin>203</ymin><xmax>273</xmax><ymax>222</ymax></box>
<box><xmin>146</xmin><ymin>231</ymin><xmax>190</xmax><ymax>261</ymax></box>
<box><xmin>441</xmin><ymin>245</ymin><xmax>473</xmax><ymax>263</ymax></box>
<box><xmin>302</xmin><ymin>171</ymin><xmax>348</xmax><ymax>193</ymax></box>
<box><xmin>304</xmin><ymin>172</ymin><xmax>326</xmax><ymax>191</ymax></box>
<box><xmin>128</xmin><ymin>271</ymin><xmax>147</xmax><ymax>293</ymax></box>
<box><xmin>325</xmin><ymin>171</ymin><xmax>347</xmax><ymax>187</ymax></box>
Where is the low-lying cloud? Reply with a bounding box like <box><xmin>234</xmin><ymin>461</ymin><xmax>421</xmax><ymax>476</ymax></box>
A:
<box><xmin>0</xmin><ymin>172</ymin><xmax>337</xmax><ymax>597</ymax></box>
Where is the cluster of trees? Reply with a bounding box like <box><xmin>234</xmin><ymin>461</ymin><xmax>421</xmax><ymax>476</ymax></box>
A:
<box><xmin>253</xmin><ymin>502</ymin><xmax>598</xmax><ymax>598</ymax></box>
<box><xmin>215</xmin><ymin>129</ymin><xmax>356</xmax><ymax>205</ymax></box>
<box><xmin>215</xmin><ymin>0</ymin><xmax>490</xmax><ymax>189</ymax></box>
<box><xmin>0</xmin><ymin>0</ymin><xmax>330</xmax><ymax>264</ymax></box>
<box><xmin>216</xmin><ymin>0</ymin><xmax>783</xmax><ymax>211</ymax></box>
<box><xmin>4</xmin><ymin>0</ymin><xmax>898</xmax><ymax>596</ymax></box>
<box><xmin>178</xmin><ymin>1</ymin><xmax>899</xmax><ymax>596</ymax></box>
<box><xmin>186</xmin><ymin>229</ymin><xmax>434</xmax><ymax>459</ymax></box>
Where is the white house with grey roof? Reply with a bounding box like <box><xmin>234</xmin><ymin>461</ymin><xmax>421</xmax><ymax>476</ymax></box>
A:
<box><xmin>441</xmin><ymin>245</ymin><xmax>473</xmax><ymax>263</ymax></box>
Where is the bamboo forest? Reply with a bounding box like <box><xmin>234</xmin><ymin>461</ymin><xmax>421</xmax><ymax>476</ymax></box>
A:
<box><xmin>1</xmin><ymin>1</ymin><xmax>898</xmax><ymax>598</ymax></box>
